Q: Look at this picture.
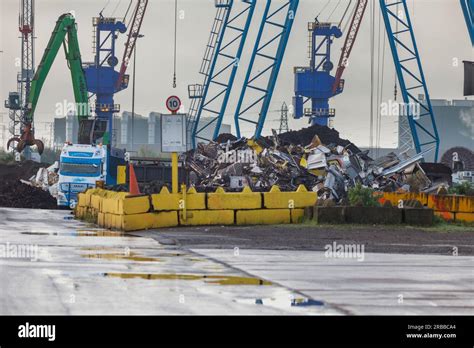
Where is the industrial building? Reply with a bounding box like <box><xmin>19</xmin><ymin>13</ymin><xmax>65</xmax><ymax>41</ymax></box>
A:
<box><xmin>53</xmin><ymin>111</ymin><xmax>231</xmax><ymax>156</ymax></box>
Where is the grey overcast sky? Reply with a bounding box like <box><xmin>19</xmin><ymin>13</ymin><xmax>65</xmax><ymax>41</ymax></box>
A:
<box><xmin>1</xmin><ymin>0</ymin><xmax>472</xmax><ymax>147</ymax></box>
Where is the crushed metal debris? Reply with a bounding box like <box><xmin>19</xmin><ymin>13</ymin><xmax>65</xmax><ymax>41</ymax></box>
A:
<box><xmin>184</xmin><ymin>125</ymin><xmax>442</xmax><ymax>202</ymax></box>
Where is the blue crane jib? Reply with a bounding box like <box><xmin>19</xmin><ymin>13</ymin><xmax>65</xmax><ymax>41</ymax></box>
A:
<box><xmin>460</xmin><ymin>0</ymin><xmax>474</xmax><ymax>46</ymax></box>
<box><xmin>293</xmin><ymin>21</ymin><xmax>343</xmax><ymax>127</ymax></box>
<box><xmin>380</xmin><ymin>0</ymin><xmax>440</xmax><ymax>161</ymax></box>
<box><xmin>234</xmin><ymin>0</ymin><xmax>300</xmax><ymax>139</ymax></box>
<box><xmin>188</xmin><ymin>0</ymin><xmax>256</xmax><ymax>148</ymax></box>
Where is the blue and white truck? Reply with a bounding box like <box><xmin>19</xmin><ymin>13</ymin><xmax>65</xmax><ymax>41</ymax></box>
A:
<box><xmin>57</xmin><ymin>143</ymin><xmax>107</xmax><ymax>207</ymax></box>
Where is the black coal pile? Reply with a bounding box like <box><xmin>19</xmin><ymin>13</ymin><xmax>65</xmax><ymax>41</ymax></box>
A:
<box><xmin>0</xmin><ymin>161</ymin><xmax>46</xmax><ymax>183</ymax></box>
<box><xmin>0</xmin><ymin>161</ymin><xmax>58</xmax><ymax>209</ymax></box>
<box><xmin>184</xmin><ymin>125</ymin><xmax>437</xmax><ymax>202</ymax></box>
<box><xmin>0</xmin><ymin>181</ymin><xmax>58</xmax><ymax>209</ymax></box>
<box><xmin>269</xmin><ymin>124</ymin><xmax>361</xmax><ymax>154</ymax></box>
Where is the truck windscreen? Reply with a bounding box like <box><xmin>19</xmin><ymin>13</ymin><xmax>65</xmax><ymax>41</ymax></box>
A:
<box><xmin>60</xmin><ymin>163</ymin><xmax>100</xmax><ymax>175</ymax></box>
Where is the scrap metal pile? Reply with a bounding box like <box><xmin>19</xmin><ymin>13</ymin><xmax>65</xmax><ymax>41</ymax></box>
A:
<box><xmin>184</xmin><ymin>125</ymin><xmax>436</xmax><ymax>202</ymax></box>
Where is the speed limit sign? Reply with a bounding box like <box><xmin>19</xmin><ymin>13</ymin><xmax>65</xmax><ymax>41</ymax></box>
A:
<box><xmin>166</xmin><ymin>95</ymin><xmax>181</xmax><ymax>113</ymax></box>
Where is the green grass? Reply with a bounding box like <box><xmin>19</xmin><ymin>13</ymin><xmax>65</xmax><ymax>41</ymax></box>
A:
<box><xmin>418</xmin><ymin>219</ymin><xmax>474</xmax><ymax>233</ymax></box>
<box><xmin>293</xmin><ymin>216</ymin><xmax>474</xmax><ymax>233</ymax></box>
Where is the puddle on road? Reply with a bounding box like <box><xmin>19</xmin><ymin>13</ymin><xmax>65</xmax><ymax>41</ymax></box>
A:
<box><xmin>80</xmin><ymin>246</ymin><xmax>122</xmax><ymax>252</ymax></box>
<box><xmin>21</xmin><ymin>230</ymin><xmax>125</xmax><ymax>237</ymax></box>
<box><xmin>76</xmin><ymin>230</ymin><xmax>125</xmax><ymax>237</ymax></box>
<box><xmin>21</xmin><ymin>232</ymin><xmax>54</xmax><ymax>236</ymax></box>
<box><xmin>187</xmin><ymin>258</ymin><xmax>205</xmax><ymax>262</ymax></box>
<box><xmin>291</xmin><ymin>298</ymin><xmax>324</xmax><ymax>307</ymax></box>
<box><xmin>82</xmin><ymin>252</ymin><xmax>162</xmax><ymax>262</ymax></box>
<box><xmin>242</xmin><ymin>295</ymin><xmax>325</xmax><ymax>309</ymax></box>
<box><xmin>103</xmin><ymin>272</ymin><xmax>273</xmax><ymax>286</ymax></box>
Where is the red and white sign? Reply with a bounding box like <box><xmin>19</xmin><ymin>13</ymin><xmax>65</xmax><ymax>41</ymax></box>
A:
<box><xmin>166</xmin><ymin>95</ymin><xmax>181</xmax><ymax>113</ymax></box>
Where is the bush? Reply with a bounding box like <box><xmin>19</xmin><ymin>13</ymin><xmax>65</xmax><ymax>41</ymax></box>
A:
<box><xmin>0</xmin><ymin>150</ymin><xmax>16</xmax><ymax>164</ymax></box>
<box><xmin>449</xmin><ymin>181</ymin><xmax>474</xmax><ymax>196</ymax></box>
<box><xmin>348</xmin><ymin>183</ymin><xmax>381</xmax><ymax>207</ymax></box>
<box><xmin>39</xmin><ymin>147</ymin><xmax>61</xmax><ymax>165</ymax></box>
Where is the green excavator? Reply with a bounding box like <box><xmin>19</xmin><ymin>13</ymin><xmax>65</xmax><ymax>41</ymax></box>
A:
<box><xmin>8</xmin><ymin>12</ymin><xmax>90</xmax><ymax>154</ymax></box>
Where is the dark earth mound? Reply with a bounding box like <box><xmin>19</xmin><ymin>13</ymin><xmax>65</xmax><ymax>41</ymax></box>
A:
<box><xmin>275</xmin><ymin>124</ymin><xmax>361</xmax><ymax>154</ymax></box>
<box><xmin>0</xmin><ymin>161</ymin><xmax>58</xmax><ymax>209</ymax></box>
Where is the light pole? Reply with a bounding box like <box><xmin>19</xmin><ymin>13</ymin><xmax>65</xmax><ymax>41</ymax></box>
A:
<box><xmin>131</xmin><ymin>34</ymin><xmax>144</xmax><ymax>152</ymax></box>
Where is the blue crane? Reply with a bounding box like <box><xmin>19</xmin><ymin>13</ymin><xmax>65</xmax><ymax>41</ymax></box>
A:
<box><xmin>188</xmin><ymin>0</ymin><xmax>256</xmax><ymax>148</ymax></box>
<box><xmin>293</xmin><ymin>22</ymin><xmax>343</xmax><ymax>127</ymax></box>
<box><xmin>81</xmin><ymin>1</ymin><xmax>148</xmax><ymax>184</ymax></box>
<box><xmin>83</xmin><ymin>0</ymin><xmax>148</xmax><ymax>146</ymax></box>
<box><xmin>293</xmin><ymin>0</ymin><xmax>368</xmax><ymax>127</ymax></box>
<box><xmin>234</xmin><ymin>0</ymin><xmax>300</xmax><ymax>139</ymax></box>
<box><xmin>460</xmin><ymin>0</ymin><xmax>474</xmax><ymax>45</ymax></box>
<box><xmin>293</xmin><ymin>1</ymin><xmax>440</xmax><ymax>161</ymax></box>
<box><xmin>380</xmin><ymin>0</ymin><xmax>440</xmax><ymax>161</ymax></box>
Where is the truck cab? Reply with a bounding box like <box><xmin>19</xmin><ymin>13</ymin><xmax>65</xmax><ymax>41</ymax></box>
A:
<box><xmin>57</xmin><ymin>143</ymin><xmax>107</xmax><ymax>207</ymax></box>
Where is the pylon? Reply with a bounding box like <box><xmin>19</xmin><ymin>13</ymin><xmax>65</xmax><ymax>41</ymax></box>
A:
<box><xmin>129</xmin><ymin>163</ymin><xmax>141</xmax><ymax>195</ymax></box>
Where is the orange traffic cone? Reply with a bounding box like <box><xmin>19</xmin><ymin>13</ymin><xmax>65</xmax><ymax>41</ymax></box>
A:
<box><xmin>129</xmin><ymin>163</ymin><xmax>141</xmax><ymax>195</ymax></box>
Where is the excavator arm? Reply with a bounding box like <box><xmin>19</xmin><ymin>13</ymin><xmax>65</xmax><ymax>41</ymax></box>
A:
<box><xmin>9</xmin><ymin>13</ymin><xmax>89</xmax><ymax>154</ymax></box>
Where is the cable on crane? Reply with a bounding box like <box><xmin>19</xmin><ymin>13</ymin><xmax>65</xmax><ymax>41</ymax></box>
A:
<box><xmin>100</xmin><ymin>0</ymin><xmax>111</xmax><ymax>17</ymax></box>
<box><xmin>316</xmin><ymin>0</ymin><xmax>331</xmax><ymax>20</ymax></box>
<box><xmin>123</xmin><ymin>0</ymin><xmax>133</xmax><ymax>25</ymax></box>
<box><xmin>328</xmin><ymin>0</ymin><xmax>342</xmax><ymax>22</ymax></box>
<box><xmin>341</xmin><ymin>2</ymin><xmax>357</xmax><ymax>33</ymax></box>
<box><xmin>172</xmin><ymin>0</ymin><xmax>178</xmax><ymax>89</ymax></box>
<box><xmin>111</xmin><ymin>0</ymin><xmax>123</xmax><ymax>17</ymax></box>
<box><xmin>338</xmin><ymin>0</ymin><xmax>353</xmax><ymax>28</ymax></box>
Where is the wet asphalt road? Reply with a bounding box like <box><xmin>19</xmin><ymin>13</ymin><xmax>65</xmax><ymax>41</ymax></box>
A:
<box><xmin>135</xmin><ymin>224</ymin><xmax>474</xmax><ymax>256</ymax></box>
<box><xmin>1</xmin><ymin>208</ymin><xmax>473</xmax><ymax>315</ymax></box>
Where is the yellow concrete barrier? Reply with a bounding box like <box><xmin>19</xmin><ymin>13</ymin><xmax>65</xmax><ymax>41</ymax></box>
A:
<box><xmin>381</xmin><ymin>192</ymin><xmax>428</xmax><ymax>206</ymax></box>
<box><xmin>236</xmin><ymin>209</ymin><xmax>291</xmax><ymax>225</ymax></box>
<box><xmin>263</xmin><ymin>185</ymin><xmax>317</xmax><ymax>209</ymax></box>
<box><xmin>290</xmin><ymin>208</ymin><xmax>305</xmax><ymax>224</ymax></box>
<box><xmin>119</xmin><ymin>195</ymin><xmax>150</xmax><ymax>215</ymax></box>
<box><xmin>455</xmin><ymin>212</ymin><xmax>474</xmax><ymax>223</ymax></box>
<box><xmin>179</xmin><ymin>210</ymin><xmax>234</xmax><ymax>226</ymax></box>
<box><xmin>208</xmin><ymin>186</ymin><xmax>261</xmax><ymax>210</ymax></box>
<box><xmin>427</xmin><ymin>195</ymin><xmax>474</xmax><ymax>214</ymax></box>
<box><xmin>152</xmin><ymin>186</ymin><xmax>206</xmax><ymax>211</ymax></box>
<box><xmin>90</xmin><ymin>194</ymin><xmax>103</xmax><ymax>211</ymax></box>
<box><xmin>98</xmin><ymin>212</ymin><xmax>105</xmax><ymax>227</ymax></box>
<box><xmin>97</xmin><ymin>212</ymin><xmax>178</xmax><ymax>231</ymax></box>
<box><xmin>101</xmin><ymin>192</ymin><xmax>126</xmax><ymax>214</ymax></box>
<box><xmin>77</xmin><ymin>192</ymin><xmax>90</xmax><ymax>208</ymax></box>
<box><xmin>120</xmin><ymin>211</ymin><xmax>178</xmax><ymax>231</ymax></box>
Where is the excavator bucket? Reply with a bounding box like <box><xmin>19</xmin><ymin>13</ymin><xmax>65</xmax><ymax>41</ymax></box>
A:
<box><xmin>6</xmin><ymin>137</ymin><xmax>21</xmax><ymax>151</ymax></box>
<box><xmin>34</xmin><ymin>139</ymin><xmax>45</xmax><ymax>155</ymax></box>
<box><xmin>8</xmin><ymin>123</ymin><xmax>45</xmax><ymax>155</ymax></box>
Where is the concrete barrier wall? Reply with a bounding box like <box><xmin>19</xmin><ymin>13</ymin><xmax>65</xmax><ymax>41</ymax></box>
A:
<box><xmin>75</xmin><ymin>188</ymin><xmax>473</xmax><ymax>231</ymax></box>
<box><xmin>75</xmin><ymin>185</ymin><xmax>315</xmax><ymax>232</ymax></box>
<box><xmin>380</xmin><ymin>193</ymin><xmax>474</xmax><ymax>223</ymax></box>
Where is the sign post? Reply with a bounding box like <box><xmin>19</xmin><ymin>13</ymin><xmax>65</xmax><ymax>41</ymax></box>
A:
<box><xmin>163</xmin><ymin>96</ymin><xmax>183</xmax><ymax>194</ymax></box>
